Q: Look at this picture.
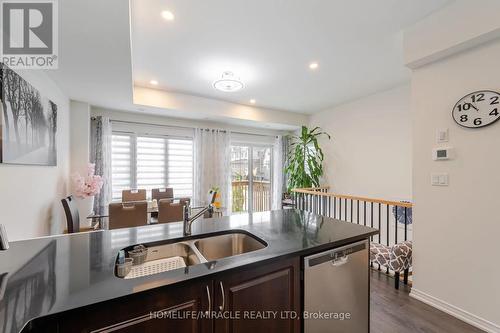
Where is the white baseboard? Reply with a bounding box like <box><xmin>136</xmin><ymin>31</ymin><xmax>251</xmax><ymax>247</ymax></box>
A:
<box><xmin>410</xmin><ymin>288</ymin><xmax>500</xmax><ymax>333</ymax></box>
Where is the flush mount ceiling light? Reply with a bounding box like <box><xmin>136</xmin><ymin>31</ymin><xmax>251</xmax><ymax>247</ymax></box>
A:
<box><xmin>309</xmin><ymin>62</ymin><xmax>319</xmax><ymax>70</ymax></box>
<box><xmin>149</xmin><ymin>79</ymin><xmax>158</xmax><ymax>85</ymax></box>
<box><xmin>250</xmin><ymin>99</ymin><xmax>256</xmax><ymax>104</ymax></box>
<box><xmin>161</xmin><ymin>10</ymin><xmax>175</xmax><ymax>21</ymax></box>
<box><xmin>213</xmin><ymin>71</ymin><xmax>244</xmax><ymax>92</ymax></box>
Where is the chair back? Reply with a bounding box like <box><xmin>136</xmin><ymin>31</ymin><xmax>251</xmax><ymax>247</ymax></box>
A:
<box><xmin>61</xmin><ymin>196</ymin><xmax>80</xmax><ymax>233</ymax></box>
<box><xmin>109</xmin><ymin>201</ymin><xmax>148</xmax><ymax>229</ymax></box>
<box><xmin>157</xmin><ymin>200</ymin><xmax>184</xmax><ymax>223</ymax></box>
<box><xmin>179</xmin><ymin>197</ymin><xmax>191</xmax><ymax>207</ymax></box>
<box><xmin>122</xmin><ymin>189</ymin><xmax>146</xmax><ymax>202</ymax></box>
<box><xmin>152</xmin><ymin>188</ymin><xmax>174</xmax><ymax>202</ymax></box>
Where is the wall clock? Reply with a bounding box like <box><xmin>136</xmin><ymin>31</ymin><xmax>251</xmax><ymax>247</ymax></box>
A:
<box><xmin>452</xmin><ymin>90</ymin><xmax>500</xmax><ymax>128</ymax></box>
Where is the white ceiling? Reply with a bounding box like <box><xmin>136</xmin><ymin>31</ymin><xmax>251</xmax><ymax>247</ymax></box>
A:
<box><xmin>47</xmin><ymin>0</ymin><xmax>452</xmax><ymax>129</ymax></box>
<box><xmin>131</xmin><ymin>0</ymin><xmax>451</xmax><ymax>113</ymax></box>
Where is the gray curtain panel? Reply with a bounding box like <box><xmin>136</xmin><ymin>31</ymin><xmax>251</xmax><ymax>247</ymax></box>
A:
<box><xmin>90</xmin><ymin>116</ymin><xmax>112</xmax><ymax>215</ymax></box>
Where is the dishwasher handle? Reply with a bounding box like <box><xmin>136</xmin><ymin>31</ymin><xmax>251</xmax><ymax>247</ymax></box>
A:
<box><xmin>304</xmin><ymin>240</ymin><xmax>367</xmax><ymax>268</ymax></box>
<box><xmin>331</xmin><ymin>255</ymin><xmax>349</xmax><ymax>266</ymax></box>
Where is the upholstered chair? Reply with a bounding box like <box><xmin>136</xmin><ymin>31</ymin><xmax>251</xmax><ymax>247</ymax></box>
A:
<box><xmin>122</xmin><ymin>189</ymin><xmax>147</xmax><ymax>202</ymax></box>
<box><xmin>109</xmin><ymin>201</ymin><xmax>148</xmax><ymax>229</ymax></box>
<box><xmin>157</xmin><ymin>199</ymin><xmax>184</xmax><ymax>223</ymax></box>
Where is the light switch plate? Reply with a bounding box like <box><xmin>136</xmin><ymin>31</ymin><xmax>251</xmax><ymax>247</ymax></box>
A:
<box><xmin>431</xmin><ymin>173</ymin><xmax>449</xmax><ymax>186</ymax></box>
<box><xmin>437</xmin><ymin>129</ymin><xmax>449</xmax><ymax>143</ymax></box>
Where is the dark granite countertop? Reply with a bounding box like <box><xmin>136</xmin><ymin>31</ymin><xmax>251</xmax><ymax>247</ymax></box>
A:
<box><xmin>0</xmin><ymin>209</ymin><xmax>377</xmax><ymax>333</ymax></box>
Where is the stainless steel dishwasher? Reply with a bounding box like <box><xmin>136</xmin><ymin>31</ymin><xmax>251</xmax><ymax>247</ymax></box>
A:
<box><xmin>304</xmin><ymin>240</ymin><xmax>369</xmax><ymax>333</ymax></box>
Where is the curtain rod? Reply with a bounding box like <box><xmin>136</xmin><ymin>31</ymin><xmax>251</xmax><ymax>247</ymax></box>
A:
<box><xmin>100</xmin><ymin>119</ymin><xmax>279</xmax><ymax>138</ymax></box>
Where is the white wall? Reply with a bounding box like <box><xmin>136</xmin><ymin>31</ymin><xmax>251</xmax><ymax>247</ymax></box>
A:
<box><xmin>404</xmin><ymin>0</ymin><xmax>500</xmax><ymax>69</ymax></box>
<box><xmin>69</xmin><ymin>101</ymin><xmax>93</xmax><ymax>225</ymax></box>
<box><xmin>409</xmin><ymin>39</ymin><xmax>500</xmax><ymax>332</ymax></box>
<box><xmin>0</xmin><ymin>70</ymin><xmax>70</xmax><ymax>240</ymax></box>
<box><xmin>91</xmin><ymin>107</ymin><xmax>291</xmax><ymax>137</ymax></box>
<box><xmin>404</xmin><ymin>1</ymin><xmax>500</xmax><ymax>330</ymax></box>
<box><xmin>309</xmin><ymin>85</ymin><xmax>412</xmax><ymax>201</ymax></box>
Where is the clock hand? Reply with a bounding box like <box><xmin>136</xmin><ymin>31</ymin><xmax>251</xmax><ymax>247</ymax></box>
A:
<box><xmin>468</xmin><ymin>103</ymin><xmax>479</xmax><ymax>111</ymax></box>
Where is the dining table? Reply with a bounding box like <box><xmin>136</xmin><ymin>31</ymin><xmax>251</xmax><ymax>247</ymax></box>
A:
<box><xmin>87</xmin><ymin>201</ymin><xmax>224</xmax><ymax>229</ymax></box>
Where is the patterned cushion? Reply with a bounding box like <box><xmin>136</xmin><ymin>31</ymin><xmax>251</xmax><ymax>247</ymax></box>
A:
<box><xmin>370</xmin><ymin>242</ymin><xmax>391</xmax><ymax>267</ymax></box>
<box><xmin>370</xmin><ymin>241</ymin><xmax>412</xmax><ymax>273</ymax></box>
<box><xmin>389</xmin><ymin>241</ymin><xmax>412</xmax><ymax>272</ymax></box>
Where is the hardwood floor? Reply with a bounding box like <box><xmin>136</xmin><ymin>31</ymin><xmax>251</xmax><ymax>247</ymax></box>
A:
<box><xmin>370</xmin><ymin>269</ymin><xmax>483</xmax><ymax>333</ymax></box>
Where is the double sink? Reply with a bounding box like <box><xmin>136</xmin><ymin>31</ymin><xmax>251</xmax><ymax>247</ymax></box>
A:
<box><xmin>117</xmin><ymin>231</ymin><xmax>267</xmax><ymax>279</ymax></box>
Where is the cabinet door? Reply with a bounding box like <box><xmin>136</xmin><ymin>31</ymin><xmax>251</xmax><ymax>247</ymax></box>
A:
<box><xmin>57</xmin><ymin>279</ymin><xmax>213</xmax><ymax>333</ymax></box>
<box><xmin>214</xmin><ymin>258</ymin><xmax>300</xmax><ymax>333</ymax></box>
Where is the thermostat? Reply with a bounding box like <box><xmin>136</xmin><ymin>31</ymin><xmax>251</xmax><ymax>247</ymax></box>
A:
<box><xmin>432</xmin><ymin>148</ymin><xmax>453</xmax><ymax>160</ymax></box>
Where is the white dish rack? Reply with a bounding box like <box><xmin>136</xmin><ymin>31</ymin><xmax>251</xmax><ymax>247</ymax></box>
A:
<box><xmin>124</xmin><ymin>256</ymin><xmax>187</xmax><ymax>279</ymax></box>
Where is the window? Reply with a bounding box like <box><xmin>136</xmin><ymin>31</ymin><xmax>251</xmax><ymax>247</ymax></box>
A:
<box><xmin>111</xmin><ymin>134</ymin><xmax>133</xmax><ymax>201</ymax></box>
<box><xmin>111</xmin><ymin>133</ymin><xmax>193</xmax><ymax>201</ymax></box>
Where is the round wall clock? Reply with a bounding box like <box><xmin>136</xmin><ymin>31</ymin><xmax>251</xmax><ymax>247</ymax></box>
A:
<box><xmin>452</xmin><ymin>90</ymin><xmax>500</xmax><ymax>128</ymax></box>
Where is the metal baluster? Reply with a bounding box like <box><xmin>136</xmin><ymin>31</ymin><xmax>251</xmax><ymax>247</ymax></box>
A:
<box><xmin>394</xmin><ymin>205</ymin><xmax>398</xmax><ymax>245</ymax></box>
<box><xmin>364</xmin><ymin>201</ymin><xmax>367</xmax><ymax>227</ymax></box>
<box><xmin>357</xmin><ymin>200</ymin><xmax>359</xmax><ymax>224</ymax></box>
<box><xmin>404</xmin><ymin>207</ymin><xmax>408</xmax><ymax>241</ymax></box>
<box><xmin>350</xmin><ymin>199</ymin><xmax>353</xmax><ymax>223</ymax></box>
<box><xmin>386</xmin><ymin>204</ymin><xmax>390</xmax><ymax>274</ymax></box>
<box><xmin>344</xmin><ymin>198</ymin><xmax>347</xmax><ymax>221</ymax></box>
<box><xmin>378</xmin><ymin>203</ymin><xmax>381</xmax><ymax>271</ymax></box>
<box><xmin>315</xmin><ymin>194</ymin><xmax>318</xmax><ymax>214</ymax></box>
<box><xmin>339</xmin><ymin>198</ymin><xmax>342</xmax><ymax>220</ymax></box>
<box><xmin>404</xmin><ymin>206</ymin><xmax>409</xmax><ymax>285</ymax></box>
<box><xmin>370</xmin><ymin>202</ymin><xmax>373</xmax><ymax>238</ymax></box>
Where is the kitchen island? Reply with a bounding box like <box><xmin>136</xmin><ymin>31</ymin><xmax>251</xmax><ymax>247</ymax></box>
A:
<box><xmin>0</xmin><ymin>209</ymin><xmax>377</xmax><ymax>333</ymax></box>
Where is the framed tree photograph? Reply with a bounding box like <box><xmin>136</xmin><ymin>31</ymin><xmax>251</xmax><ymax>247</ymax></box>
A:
<box><xmin>0</xmin><ymin>63</ymin><xmax>57</xmax><ymax>166</ymax></box>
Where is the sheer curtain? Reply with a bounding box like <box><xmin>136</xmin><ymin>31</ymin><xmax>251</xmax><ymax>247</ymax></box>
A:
<box><xmin>281</xmin><ymin>135</ymin><xmax>290</xmax><ymax>194</ymax></box>
<box><xmin>90</xmin><ymin>116</ymin><xmax>112</xmax><ymax>215</ymax></box>
<box><xmin>193</xmin><ymin>129</ymin><xmax>231</xmax><ymax>214</ymax></box>
<box><xmin>272</xmin><ymin>135</ymin><xmax>284</xmax><ymax>210</ymax></box>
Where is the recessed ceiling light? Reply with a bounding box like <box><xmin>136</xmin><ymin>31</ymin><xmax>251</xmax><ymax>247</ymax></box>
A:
<box><xmin>213</xmin><ymin>71</ymin><xmax>244</xmax><ymax>92</ymax></box>
<box><xmin>309</xmin><ymin>62</ymin><xmax>319</xmax><ymax>70</ymax></box>
<box><xmin>161</xmin><ymin>10</ymin><xmax>175</xmax><ymax>21</ymax></box>
<box><xmin>150</xmin><ymin>80</ymin><xmax>158</xmax><ymax>85</ymax></box>
<box><xmin>250</xmin><ymin>99</ymin><xmax>256</xmax><ymax>104</ymax></box>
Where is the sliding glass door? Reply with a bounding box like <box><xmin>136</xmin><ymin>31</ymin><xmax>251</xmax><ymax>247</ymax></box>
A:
<box><xmin>231</xmin><ymin>145</ymin><xmax>272</xmax><ymax>213</ymax></box>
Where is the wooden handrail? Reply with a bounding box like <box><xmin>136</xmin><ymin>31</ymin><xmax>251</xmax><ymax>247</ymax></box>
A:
<box><xmin>292</xmin><ymin>187</ymin><xmax>412</xmax><ymax>208</ymax></box>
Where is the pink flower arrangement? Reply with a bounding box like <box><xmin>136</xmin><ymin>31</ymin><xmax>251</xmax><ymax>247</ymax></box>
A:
<box><xmin>73</xmin><ymin>163</ymin><xmax>104</xmax><ymax>199</ymax></box>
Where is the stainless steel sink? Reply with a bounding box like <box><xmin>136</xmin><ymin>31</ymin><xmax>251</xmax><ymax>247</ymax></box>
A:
<box><xmin>116</xmin><ymin>231</ymin><xmax>267</xmax><ymax>279</ymax></box>
<box><xmin>194</xmin><ymin>232</ymin><xmax>267</xmax><ymax>261</ymax></box>
<box><xmin>146</xmin><ymin>242</ymin><xmax>201</xmax><ymax>266</ymax></box>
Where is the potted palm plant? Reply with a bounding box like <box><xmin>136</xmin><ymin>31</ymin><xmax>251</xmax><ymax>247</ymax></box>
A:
<box><xmin>286</xmin><ymin>126</ymin><xmax>331</xmax><ymax>191</ymax></box>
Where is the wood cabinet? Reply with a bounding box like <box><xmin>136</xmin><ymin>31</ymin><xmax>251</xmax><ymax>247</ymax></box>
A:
<box><xmin>214</xmin><ymin>257</ymin><xmax>300</xmax><ymax>333</ymax></box>
<box><xmin>26</xmin><ymin>257</ymin><xmax>300</xmax><ymax>333</ymax></box>
<box><xmin>55</xmin><ymin>279</ymin><xmax>213</xmax><ymax>333</ymax></box>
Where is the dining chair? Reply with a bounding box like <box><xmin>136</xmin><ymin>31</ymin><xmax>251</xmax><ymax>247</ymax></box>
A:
<box><xmin>122</xmin><ymin>189</ymin><xmax>146</xmax><ymax>202</ymax></box>
<box><xmin>179</xmin><ymin>197</ymin><xmax>191</xmax><ymax>207</ymax></box>
<box><xmin>157</xmin><ymin>200</ymin><xmax>184</xmax><ymax>223</ymax></box>
<box><xmin>109</xmin><ymin>201</ymin><xmax>148</xmax><ymax>229</ymax></box>
<box><xmin>152</xmin><ymin>188</ymin><xmax>174</xmax><ymax>202</ymax></box>
<box><xmin>61</xmin><ymin>195</ymin><xmax>80</xmax><ymax>233</ymax></box>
